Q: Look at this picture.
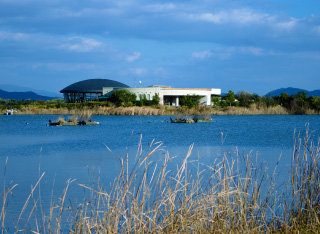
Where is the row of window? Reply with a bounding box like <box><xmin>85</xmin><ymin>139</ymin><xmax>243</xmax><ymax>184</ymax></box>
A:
<box><xmin>139</xmin><ymin>94</ymin><xmax>151</xmax><ymax>100</ymax></box>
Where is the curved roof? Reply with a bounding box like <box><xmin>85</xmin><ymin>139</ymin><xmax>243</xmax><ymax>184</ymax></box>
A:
<box><xmin>60</xmin><ymin>78</ymin><xmax>130</xmax><ymax>93</ymax></box>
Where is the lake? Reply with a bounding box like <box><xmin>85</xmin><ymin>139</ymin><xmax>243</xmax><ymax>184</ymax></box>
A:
<box><xmin>1</xmin><ymin>114</ymin><xmax>320</xmax><ymax>229</ymax></box>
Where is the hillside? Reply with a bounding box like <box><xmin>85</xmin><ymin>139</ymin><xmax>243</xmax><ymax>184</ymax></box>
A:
<box><xmin>0</xmin><ymin>89</ymin><xmax>58</xmax><ymax>100</ymax></box>
<box><xmin>0</xmin><ymin>84</ymin><xmax>62</xmax><ymax>98</ymax></box>
<box><xmin>265</xmin><ymin>87</ymin><xmax>320</xmax><ymax>97</ymax></box>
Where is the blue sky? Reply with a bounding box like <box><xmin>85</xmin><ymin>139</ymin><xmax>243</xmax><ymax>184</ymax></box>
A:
<box><xmin>0</xmin><ymin>0</ymin><xmax>319</xmax><ymax>95</ymax></box>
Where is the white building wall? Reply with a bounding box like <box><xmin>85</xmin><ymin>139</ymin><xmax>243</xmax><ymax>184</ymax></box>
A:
<box><xmin>102</xmin><ymin>86</ymin><xmax>221</xmax><ymax>106</ymax></box>
<box><xmin>124</xmin><ymin>87</ymin><xmax>161</xmax><ymax>101</ymax></box>
<box><xmin>162</xmin><ymin>88</ymin><xmax>221</xmax><ymax>106</ymax></box>
<box><xmin>102</xmin><ymin>87</ymin><xmax>114</xmax><ymax>97</ymax></box>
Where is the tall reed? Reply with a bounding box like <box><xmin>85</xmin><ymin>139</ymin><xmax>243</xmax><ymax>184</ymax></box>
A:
<box><xmin>1</xmin><ymin>128</ymin><xmax>320</xmax><ymax>233</ymax></box>
<box><xmin>15</xmin><ymin>105</ymin><xmax>293</xmax><ymax>116</ymax></box>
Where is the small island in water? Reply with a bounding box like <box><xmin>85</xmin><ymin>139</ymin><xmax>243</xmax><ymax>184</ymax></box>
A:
<box><xmin>48</xmin><ymin>111</ymin><xmax>100</xmax><ymax>126</ymax></box>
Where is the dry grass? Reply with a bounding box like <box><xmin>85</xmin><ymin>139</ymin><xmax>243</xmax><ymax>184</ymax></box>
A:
<box><xmin>56</xmin><ymin>117</ymin><xmax>67</xmax><ymax>124</ymax></box>
<box><xmin>14</xmin><ymin>105</ymin><xmax>294</xmax><ymax>116</ymax></box>
<box><xmin>68</xmin><ymin>115</ymin><xmax>78</xmax><ymax>123</ymax></box>
<box><xmin>1</xmin><ymin>128</ymin><xmax>320</xmax><ymax>233</ymax></box>
<box><xmin>212</xmin><ymin>105</ymin><xmax>289</xmax><ymax>115</ymax></box>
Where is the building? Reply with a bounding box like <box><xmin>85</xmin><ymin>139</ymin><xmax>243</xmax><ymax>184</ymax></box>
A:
<box><xmin>119</xmin><ymin>86</ymin><xmax>221</xmax><ymax>106</ymax></box>
<box><xmin>60</xmin><ymin>78</ymin><xmax>129</xmax><ymax>103</ymax></box>
<box><xmin>60</xmin><ymin>78</ymin><xmax>221</xmax><ymax>106</ymax></box>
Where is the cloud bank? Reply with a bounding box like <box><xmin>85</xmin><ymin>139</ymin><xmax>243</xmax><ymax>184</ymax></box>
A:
<box><xmin>0</xmin><ymin>0</ymin><xmax>319</xmax><ymax>94</ymax></box>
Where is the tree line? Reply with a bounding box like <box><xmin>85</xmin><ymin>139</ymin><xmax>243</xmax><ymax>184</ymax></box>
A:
<box><xmin>1</xmin><ymin>90</ymin><xmax>320</xmax><ymax>114</ymax></box>
<box><xmin>0</xmin><ymin>90</ymin><xmax>161</xmax><ymax>110</ymax></box>
<box><xmin>214</xmin><ymin>90</ymin><xmax>320</xmax><ymax>114</ymax></box>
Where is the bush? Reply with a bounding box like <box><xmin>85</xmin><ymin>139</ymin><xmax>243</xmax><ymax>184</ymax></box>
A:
<box><xmin>110</xmin><ymin>90</ymin><xmax>137</xmax><ymax>107</ymax></box>
<box><xmin>152</xmin><ymin>93</ymin><xmax>160</xmax><ymax>106</ymax></box>
<box><xmin>180</xmin><ymin>95</ymin><xmax>202</xmax><ymax>108</ymax></box>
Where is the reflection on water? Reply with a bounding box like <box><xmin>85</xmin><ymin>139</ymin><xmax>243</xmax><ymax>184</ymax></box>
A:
<box><xmin>0</xmin><ymin>114</ymin><xmax>319</xmax><ymax>228</ymax></box>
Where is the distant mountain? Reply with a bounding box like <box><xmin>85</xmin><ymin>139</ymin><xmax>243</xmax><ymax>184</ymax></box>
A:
<box><xmin>308</xmin><ymin>90</ymin><xmax>320</xmax><ymax>97</ymax></box>
<box><xmin>0</xmin><ymin>84</ymin><xmax>62</xmax><ymax>98</ymax></box>
<box><xmin>0</xmin><ymin>89</ymin><xmax>57</xmax><ymax>100</ymax></box>
<box><xmin>265</xmin><ymin>87</ymin><xmax>320</xmax><ymax>97</ymax></box>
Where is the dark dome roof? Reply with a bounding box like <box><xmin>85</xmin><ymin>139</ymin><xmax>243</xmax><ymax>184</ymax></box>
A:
<box><xmin>60</xmin><ymin>79</ymin><xmax>130</xmax><ymax>93</ymax></box>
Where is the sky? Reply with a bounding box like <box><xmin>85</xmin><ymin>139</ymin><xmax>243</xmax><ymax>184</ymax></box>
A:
<box><xmin>0</xmin><ymin>0</ymin><xmax>319</xmax><ymax>95</ymax></box>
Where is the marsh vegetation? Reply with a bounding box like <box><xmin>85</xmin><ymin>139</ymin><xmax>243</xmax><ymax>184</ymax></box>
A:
<box><xmin>1</xmin><ymin>128</ymin><xmax>320</xmax><ymax>233</ymax></box>
<box><xmin>1</xmin><ymin>90</ymin><xmax>320</xmax><ymax>115</ymax></box>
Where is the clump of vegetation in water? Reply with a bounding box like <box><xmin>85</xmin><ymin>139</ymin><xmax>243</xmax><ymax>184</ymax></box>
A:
<box><xmin>78</xmin><ymin>109</ymin><xmax>93</xmax><ymax>121</ymax></box>
<box><xmin>56</xmin><ymin>117</ymin><xmax>67</xmax><ymax>124</ymax></box>
<box><xmin>67</xmin><ymin>115</ymin><xmax>78</xmax><ymax>123</ymax></box>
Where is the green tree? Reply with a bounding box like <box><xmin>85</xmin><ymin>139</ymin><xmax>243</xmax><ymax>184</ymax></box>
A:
<box><xmin>261</xmin><ymin>96</ymin><xmax>278</xmax><ymax>107</ymax></box>
<box><xmin>138</xmin><ymin>94</ymin><xmax>148</xmax><ymax>106</ymax></box>
<box><xmin>152</xmin><ymin>93</ymin><xmax>160</xmax><ymax>105</ymax></box>
<box><xmin>55</xmin><ymin>99</ymin><xmax>65</xmax><ymax>108</ymax></box>
<box><xmin>312</xmin><ymin>96</ymin><xmax>320</xmax><ymax>111</ymax></box>
<box><xmin>236</xmin><ymin>91</ymin><xmax>253</xmax><ymax>107</ymax></box>
<box><xmin>211</xmin><ymin>96</ymin><xmax>220</xmax><ymax>106</ymax></box>
<box><xmin>295</xmin><ymin>91</ymin><xmax>308</xmax><ymax>101</ymax></box>
<box><xmin>251</xmin><ymin>94</ymin><xmax>263</xmax><ymax>107</ymax></box>
<box><xmin>225</xmin><ymin>90</ymin><xmax>235</xmax><ymax>106</ymax></box>
<box><xmin>279</xmin><ymin>93</ymin><xmax>291</xmax><ymax>108</ymax></box>
<box><xmin>291</xmin><ymin>91</ymin><xmax>308</xmax><ymax>113</ymax></box>
<box><xmin>180</xmin><ymin>95</ymin><xmax>202</xmax><ymax>108</ymax></box>
<box><xmin>110</xmin><ymin>89</ymin><xmax>137</xmax><ymax>107</ymax></box>
<box><xmin>252</xmin><ymin>94</ymin><xmax>261</xmax><ymax>102</ymax></box>
<box><xmin>219</xmin><ymin>100</ymin><xmax>228</xmax><ymax>107</ymax></box>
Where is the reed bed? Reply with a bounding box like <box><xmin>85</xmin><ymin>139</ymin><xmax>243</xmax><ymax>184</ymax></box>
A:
<box><xmin>15</xmin><ymin>106</ymin><xmax>167</xmax><ymax>116</ymax></box>
<box><xmin>212</xmin><ymin>105</ymin><xmax>289</xmax><ymax>115</ymax></box>
<box><xmin>15</xmin><ymin>105</ymin><xmax>292</xmax><ymax>116</ymax></box>
<box><xmin>1</xmin><ymin>128</ymin><xmax>320</xmax><ymax>233</ymax></box>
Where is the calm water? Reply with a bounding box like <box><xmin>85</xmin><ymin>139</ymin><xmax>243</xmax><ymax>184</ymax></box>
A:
<box><xmin>1</xmin><ymin>114</ymin><xmax>320</xmax><ymax>228</ymax></box>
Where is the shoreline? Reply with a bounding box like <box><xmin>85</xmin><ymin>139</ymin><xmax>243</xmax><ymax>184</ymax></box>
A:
<box><xmin>7</xmin><ymin>105</ymin><xmax>320</xmax><ymax>115</ymax></box>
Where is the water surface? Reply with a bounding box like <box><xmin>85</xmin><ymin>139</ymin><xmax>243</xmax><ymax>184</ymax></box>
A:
<box><xmin>0</xmin><ymin>114</ymin><xmax>320</xmax><ymax>228</ymax></box>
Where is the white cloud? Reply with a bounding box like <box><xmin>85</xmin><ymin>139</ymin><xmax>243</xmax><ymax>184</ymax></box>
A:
<box><xmin>0</xmin><ymin>31</ymin><xmax>31</xmax><ymax>41</ymax></box>
<box><xmin>192</xmin><ymin>13</ymin><xmax>224</xmax><ymax>23</ymax></box>
<box><xmin>317</xmin><ymin>26</ymin><xmax>320</xmax><ymax>35</ymax></box>
<box><xmin>184</xmin><ymin>8</ymin><xmax>302</xmax><ymax>34</ymax></box>
<box><xmin>186</xmin><ymin>12</ymin><xmax>223</xmax><ymax>24</ymax></box>
<box><xmin>51</xmin><ymin>7</ymin><xmax>124</xmax><ymax>18</ymax></box>
<box><xmin>153</xmin><ymin>67</ymin><xmax>168</xmax><ymax>76</ymax></box>
<box><xmin>230</xmin><ymin>9</ymin><xmax>272</xmax><ymax>24</ymax></box>
<box><xmin>275</xmin><ymin>18</ymin><xmax>298</xmax><ymax>30</ymax></box>
<box><xmin>59</xmin><ymin>37</ymin><xmax>104</xmax><ymax>52</ymax></box>
<box><xmin>46</xmin><ymin>63</ymin><xmax>96</xmax><ymax>71</ymax></box>
<box><xmin>131</xmin><ymin>68</ymin><xmax>147</xmax><ymax>76</ymax></box>
<box><xmin>0</xmin><ymin>31</ymin><xmax>109</xmax><ymax>54</ymax></box>
<box><xmin>238</xmin><ymin>46</ymin><xmax>264</xmax><ymax>56</ymax></box>
<box><xmin>193</xmin><ymin>46</ymin><xmax>265</xmax><ymax>60</ymax></box>
<box><xmin>186</xmin><ymin>8</ymin><xmax>273</xmax><ymax>25</ymax></box>
<box><xmin>192</xmin><ymin>50</ymin><xmax>213</xmax><ymax>60</ymax></box>
<box><xmin>144</xmin><ymin>3</ymin><xmax>176</xmax><ymax>12</ymax></box>
<box><xmin>292</xmin><ymin>51</ymin><xmax>320</xmax><ymax>60</ymax></box>
<box><xmin>126</xmin><ymin>52</ymin><xmax>141</xmax><ymax>62</ymax></box>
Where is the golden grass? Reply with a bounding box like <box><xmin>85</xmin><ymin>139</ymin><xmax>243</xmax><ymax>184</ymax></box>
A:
<box><xmin>56</xmin><ymin>117</ymin><xmax>67</xmax><ymax>124</ymax></box>
<box><xmin>212</xmin><ymin>105</ymin><xmax>289</xmax><ymax>115</ymax></box>
<box><xmin>14</xmin><ymin>105</ymin><xmax>294</xmax><ymax>116</ymax></box>
<box><xmin>2</xmin><ymin>128</ymin><xmax>320</xmax><ymax>233</ymax></box>
<box><xmin>68</xmin><ymin>115</ymin><xmax>78</xmax><ymax>123</ymax></box>
<box><xmin>78</xmin><ymin>109</ymin><xmax>93</xmax><ymax>120</ymax></box>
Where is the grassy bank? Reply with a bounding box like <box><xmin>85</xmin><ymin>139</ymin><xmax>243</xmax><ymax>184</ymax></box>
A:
<box><xmin>1</xmin><ymin>128</ymin><xmax>320</xmax><ymax>233</ymax></box>
<box><xmin>2</xmin><ymin>98</ymin><xmax>320</xmax><ymax>115</ymax></box>
<box><xmin>10</xmin><ymin>104</ymin><xmax>314</xmax><ymax>116</ymax></box>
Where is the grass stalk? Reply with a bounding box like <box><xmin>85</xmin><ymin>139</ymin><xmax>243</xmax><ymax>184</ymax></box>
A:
<box><xmin>2</xmin><ymin>128</ymin><xmax>320</xmax><ymax>233</ymax></box>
